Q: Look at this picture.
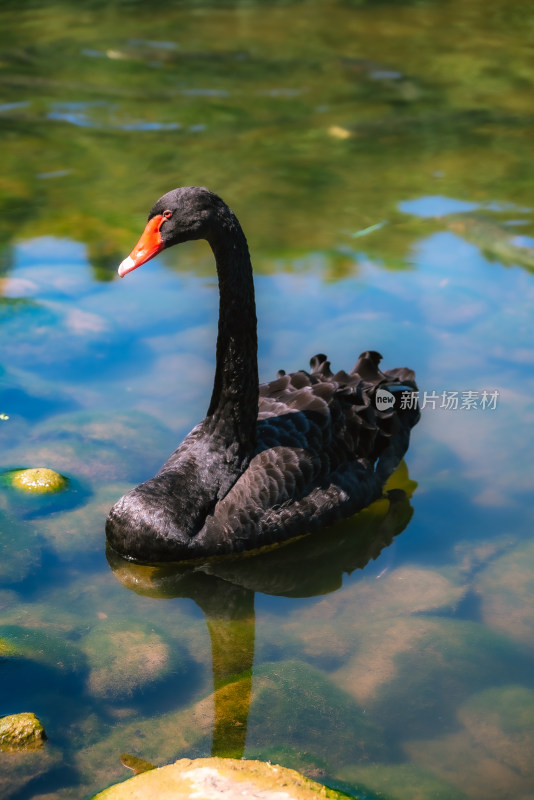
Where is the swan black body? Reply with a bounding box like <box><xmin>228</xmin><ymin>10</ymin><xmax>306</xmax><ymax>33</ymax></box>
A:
<box><xmin>106</xmin><ymin>187</ymin><xmax>419</xmax><ymax>563</ymax></box>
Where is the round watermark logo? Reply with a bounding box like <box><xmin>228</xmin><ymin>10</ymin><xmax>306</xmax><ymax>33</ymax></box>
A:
<box><xmin>375</xmin><ymin>388</ymin><xmax>395</xmax><ymax>411</ymax></box>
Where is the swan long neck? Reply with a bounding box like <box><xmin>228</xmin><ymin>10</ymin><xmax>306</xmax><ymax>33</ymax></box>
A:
<box><xmin>205</xmin><ymin>208</ymin><xmax>258</xmax><ymax>452</ymax></box>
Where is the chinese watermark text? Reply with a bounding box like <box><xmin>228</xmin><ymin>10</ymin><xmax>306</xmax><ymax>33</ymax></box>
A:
<box><xmin>399</xmin><ymin>390</ymin><xmax>499</xmax><ymax>411</ymax></box>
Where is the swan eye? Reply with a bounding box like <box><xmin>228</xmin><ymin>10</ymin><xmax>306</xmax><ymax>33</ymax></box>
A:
<box><xmin>162</xmin><ymin>210</ymin><xmax>173</xmax><ymax>220</ymax></box>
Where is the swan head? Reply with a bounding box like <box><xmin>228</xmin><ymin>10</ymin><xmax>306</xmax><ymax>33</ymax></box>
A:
<box><xmin>118</xmin><ymin>186</ymin><xmax>225</xmax><ymax>277</ymax></box>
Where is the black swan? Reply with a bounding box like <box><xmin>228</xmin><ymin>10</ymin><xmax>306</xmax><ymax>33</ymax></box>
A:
<box><xmin>106</xmin><ymin>187</ymin><xmax>419</xmax><ymax>563</ymax></box>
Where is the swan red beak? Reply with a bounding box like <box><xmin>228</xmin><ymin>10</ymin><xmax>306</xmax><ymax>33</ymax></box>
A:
<box><xmin>118</xmin><ymin>214</ymin><xmax>166</xmax><ymax>277</ymax></box>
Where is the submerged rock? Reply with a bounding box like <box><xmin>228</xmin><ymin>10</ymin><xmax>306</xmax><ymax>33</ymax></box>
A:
<box><xmin>286</xmin><ymin>565</ymin><xmax>467</xmax><ymax>705</ymax></box>
<box><xmin>1</xmin><ymin>466</ymin><xmax>83</xmax><ymax>522</ymax></box>
<box><xmin>0</xmin><ymin>712</ymin><xmax>46</xmax><ymax>752</ymax></box>
<box><xmin>75</xmin><ymin>659</ymin><xmax>383</xmax><ymax>792</ymax></box>
<box><xmin>90</xmin><ymin>756</ymin><xmax>353</xmax><ymax>799</ymax></box>
<box><xmin>403</xmin><ymin>686</ymin><xmax>534</xmax><ymax>800</ymax></box>
<box><xmin>0</xmin><ymin>747</ymin><xmax>60</xmax><ymax>799</ymax></box>
<box><xmin>80</xmin><ymin>619</ymin><xmax>173</xmax><ymax>701</ymax></box>
<box><xmin>245</xmin><ymin>660</ymin><xmax>384</xmax><ymax>768</ymax></box>
<box><xmin>475</xmin><ymin>539</ymin><xmax>534</xmax><ymax>649</ymax></box>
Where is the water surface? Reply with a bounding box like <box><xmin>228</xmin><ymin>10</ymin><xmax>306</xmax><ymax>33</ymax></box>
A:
<box><xmin>1</xmin><ymin>1</ymin><xmax>534</xmax><ymax>798</ymax></box>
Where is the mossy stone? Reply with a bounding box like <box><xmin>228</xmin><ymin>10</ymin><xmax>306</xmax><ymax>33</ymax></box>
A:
<box><xmin>0</xmin><ymin>712</ymin><xmax>46</xmax><ymax>752</ymax></box>
<box><xmin>90</xmin><ymin>757</ymin><xmax>355</xmax><ymax>799</ymax></box>
<box><xmin>11</xmin><ymin>468</ymin><xmax>67</xmax><ymax>494</ymax></box>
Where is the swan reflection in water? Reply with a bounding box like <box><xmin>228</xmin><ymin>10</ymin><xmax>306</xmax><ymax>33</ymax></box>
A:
<box><xmin>107</xmin><ymin>464</ymin><xmax>416</xmax><ymax>761</ymax></box>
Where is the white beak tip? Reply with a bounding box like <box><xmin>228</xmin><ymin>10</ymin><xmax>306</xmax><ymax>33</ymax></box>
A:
<box><xmin>118</xmin><ymin>256</ymin><xmax>136</xmax><ymax>278</ymax></box>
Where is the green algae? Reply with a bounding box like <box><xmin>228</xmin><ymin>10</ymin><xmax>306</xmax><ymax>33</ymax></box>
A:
<box><xmin>0</xmin><ymin>637</ymin><xmax>17</xmax><ymax>657</ymax></box>
<box><xmin>0</xmin><ymin>624</ymin><xmax>81</xmax><ymax>675</ymax></box>
<box><xmin>461</xmin><ymin>685</ymin><xmax>534</xmax><ymax>738</ymax></box>
<box><xmin>0</xmin><ymin>509</ymin><xmax>42</xmax><ymax>583</ymax></box>
<box><xmin>10</xmin><ymin>467</ymin><xmax>67</xmax><ymax>493</ymax></box>
<box><xmin>245</xmin><ymin>661</ymin><xmax>384</xmax><ymax>768</ymax></box>
<box><xmin>340</xmin><ymin>762</ymin><xmax>468</xmax><ymax>800</ymax></box>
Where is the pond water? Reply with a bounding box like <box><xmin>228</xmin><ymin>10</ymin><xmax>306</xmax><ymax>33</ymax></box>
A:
<box><xmin>2</xmin><ymin>1</ymin><xmax>534</xmax><ymax>798</ymax></box>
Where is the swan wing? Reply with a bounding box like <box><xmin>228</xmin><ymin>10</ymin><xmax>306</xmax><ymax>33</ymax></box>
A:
<box><xmin>190</xmin><ymin>353</ymin><xmax>418</xmax><ymax>557</ymax></box>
